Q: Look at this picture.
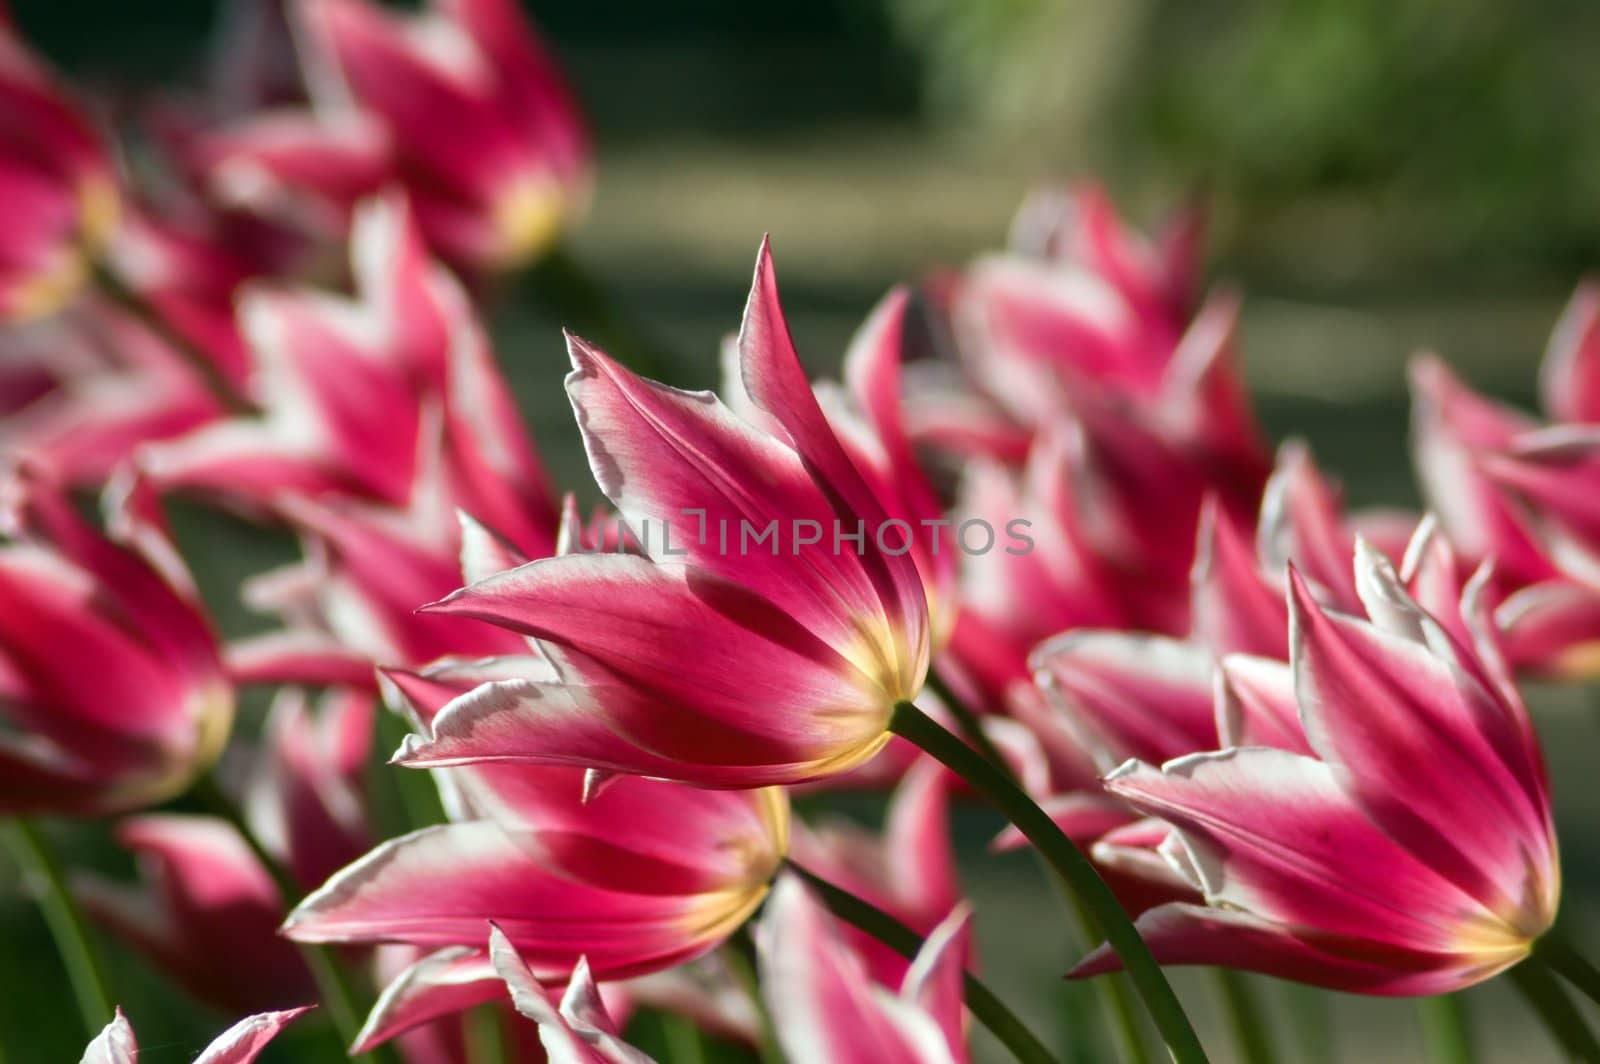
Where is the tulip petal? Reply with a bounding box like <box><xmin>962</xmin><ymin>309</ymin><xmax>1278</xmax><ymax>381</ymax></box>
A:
<box><xmin>284</xmin><ymin>822</ymin><xmax>753</xmax><ymax>980</ymax></box>
<box><xmin>1540</xmin><ymin>281</ymin><xmax>1600</xmax><ymax>425</ymax></box>
<box><xmin>1289</xmin><ymin>562</ymin><xmax>1557</xmax><ymax>930</ymax></box>
<box><xmin>354</xmin><ymin>947</ymin><xmax>504</xmax><ymax>1053</ymax></box>
<box><xmin>1103</xmin><ymin>750</ymin><xmax>1511</xmax><ymax>955</ymax></box>
<box><xmin>193</xmin><ymin>1007</ymin><xmax>313</xmax><ymax>1064</ymax></box>
<box><xmin>1070</xmin><ymin>902</ymin><xmax>1508</xmax><ymax>996</ymax></box>
<box><xmin>489</xmin><ymin>926</ymin><xmax>653</xmax><ymax>1064</ymax></box>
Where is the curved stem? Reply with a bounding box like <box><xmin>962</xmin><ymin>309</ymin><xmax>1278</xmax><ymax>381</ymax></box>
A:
<box><xmin>1213</xmin><ymin>970</ymin><xmax>1276</xmax><ymax>1064</ymax></box>
<box><xmin>890</xmin><ymin>701</ymin><xmax>1208</xmax><ymax>1063</ymax></box>
<box><xmin>1417</xmin><ymin>994</ymin><xmax>1476</xmax><ymax>1064</ymax></box>
<box><xmin>1540</xmin><ymin>937</ymin><xmax>1600</xmax><ymax>1009</ymax></box>
<box><xmin>92</xmin><ymin>264</ymin><xmax>256</xmax><ymax>415</ymax></box>
<box><xmin>1282</xmin><ymin>985</ymin><xmax>1337</xmax><ymax>1064</ymax></box>
<box><xmin>192</xmin><ymin>776</ymin><xmax>398</xmax><ymax>1064</ymax></box>
<box><xmin>926</xmin><ymin>667</ymin><xmax>1151</xmax><ymax>1063</ymax></box>
<box><xmin>3</xmin><ymin>819</ymin><xmax>113</xmax><ymax>1038</ymax></box>
<box><xmin>1509</xmin><ymin>959</ymin><xmax>1600</xmax><ymax>1061</ymax></box>
<box><xmin>790</xmin><ymin>862</ymin><xmax>1060</xmax><ymax>1064</ymax></box>
<box><xmin>723</xmin><ymin>928</ymin><xmax>784</xmax><ymax>1064</ymax></box>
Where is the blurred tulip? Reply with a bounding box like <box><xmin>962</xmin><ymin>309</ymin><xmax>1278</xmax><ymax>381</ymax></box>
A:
<box><xmin>283</xmin><ymin>659</ymin><xmax>789</xmax><ymax>1052</ymax></box>
<box><xmin>1190</xmin><ymin>441</ymin><xmax>1417</xmax><ymax>659</ymax></box>
<box><xmin>0</xmin><ymin>296</ymin><xmax>223</xmax><ymax>486</ymax></box>
<box><xmin>1075</xmin><ymin>538</ymin><xmax>1560</xmax><ymax>994</ymax></box>
<box><xmin>296</xmin><ymin>0</ymin><xmax>590</xmax><ymax>271</ymax></box>
<box><xmin>245</xmin><ymin>687</ymin><xmax>375</xmax><ymax>891</ymax></box>
<box><xmin>81</xmin><ymin>1005</ymin><xmax>309</xmax><ymax>1064</ymax></box>
<box><xmin>1411</xmin><ymin>284</ymin><xmax>1600</xmax><ymax>676</ymax></box>
<box><xmin>0</xmin><ymin>466</ymin><xmax>231</xmax><ymax>814</ymax></box>
<box><xmin>0</xmin><ymin>29</ymin><xmax>118</xmax><ymax>323</ymax></box>
<box><xmin>75</xmin><ymin>815</ymin><xmax>314</xmax><ymax>1015</ymax></box>
<box><xmin>395</xmin><ymin>242</ymin><xmax>933</xmax><ymax>787</ymax></box>
<box><xmin>489</xmin><ymin>927</ymin><xmax>654</xmax><ymax>1064</ymax></box>
<box><xmin>941</xmin><ymin>428</ymin><xmax>1127</xmax><ymax>718</ymax></box>
<box><xmin>791</xmin><ymin>758</ymin><xmax>962</xmax><ymax>987</ymax></box>
<box><xmin>756</xmin><ymin>873</ymin><xmax>969</xmax><ymax>1064</ymax></box>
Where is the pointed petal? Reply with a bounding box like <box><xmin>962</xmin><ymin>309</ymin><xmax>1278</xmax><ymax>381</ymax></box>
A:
<box><xmin>284</xmin><ymin>822</ymin><xmax>751</xmax><ymax>980</ymax></box>
<box><xmin>1540</xmin><ymin>281</ymin><xmax>1600</xmax><ymax>424</ymax></box>
<box><xmin>1289</xmin><ymin>563</ymin><xmax>1557</xmax><ymax>932</ymax></box>
<box><xmin>353</xmin><ymin>947</ymin><xmax>504</xmax><ymax>1053</ymax></box>
<box><xmin>1030</xmin><ymin>630</ymin><xmax>1218</xmax><ymax>769</ymax></box>
<box><xmin>193</xmin><ymin>1007</ymin><xmax>313</xmax><ymax>1064</ymax></box>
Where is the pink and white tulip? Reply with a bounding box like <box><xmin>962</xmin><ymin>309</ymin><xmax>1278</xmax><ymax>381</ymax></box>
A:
<box><xmin>756</xmin><ymin>873</ymin><xmax>969</xmax><ymax>1064</ymax></box>
<box><xmin>283</xmin><ymin>660</ymin><xmax>789</xmax><ymax>1051</ymax></box>
<box><xmin>1412</xmin><ymin>284</ymin><xmax>1600</xmax><ymax>676</ymax></box>
<box><xmin>395</xmin><ymin>242</ymin><xmax>933</xmax><ymax>787</ymax></box>
<box><xmin>0</xmin><ymin>28</ymin><xmax>118</xmax><ymax>322</ymax></box>
<box><xmin>81</xmin><ymin>1006</ymin><xmax>309</xmax><ymax>1064</ymax></box>
<box><xmin>791</xmin><ymin>758</ymin><xmax>963</xmax><ymax>987</ymax></box>
<box><xmin>296</xmin><ymin>0</ymin><xmax>590</xmax><ymax>271</ymax></box>
<box><xmin>0</xmin><ymin>466</ymin><xmax>232</xmax><ymax>814</ymax></box>
<box><xmin>1074</xmin><ymin>537</ymin><xmax>1561</xmax><ymax>994</ymax></box>
<box><xmin>75</xmin><ymin>815</ymin><xmax>314</xmax><ymax>1014</ymax></box>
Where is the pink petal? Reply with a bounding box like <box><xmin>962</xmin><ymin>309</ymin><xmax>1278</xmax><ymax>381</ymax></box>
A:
<box><xmin>488</xmin><ymin>928</ymin><xmax>652</xmax><ymax>1064</ymax></box>
<box><xmin>416</xmin><ymin>552</ymin><xmax>889</xmax><ymax>774</ymax></box>
<box><xmin>1540</xmin><ymin>281</ymin><xmax>1600</xmax><ymax>425</ymax></box>
<box><xmin>1070</xmin><ymin>902</ymin><xmax>1509</xmax><ymax>995</ymax></box>
<box><xmin>193</xmin><ymin>1007</ymin><xmax>314</xmax><ymax>1064</ymax></box>
<box><xmin>80</xmin><ymin>1008</ymin><xmax>139</xmax><ymax>1064</ymax></box>
<box><xmin>1499</xmin><ymin>579</ymin><xmax>1600</xmax><ymax>678</ymax></box>
<box><xmin>1104</xmin><ymin>750</ymin><xmax>1512</xmax><ymax>955</ymax></box>
<box><xmin>354</xmin><ymin>947</ymin><xmax>505</xmax><ymax>1053</ymax></box>
<box><xmin>284</xmin><ymin>822</ymin><xmax>752</xmax><ymax>980</ymax></box>
<box><xmin>1030</xmin><ymin>630</ymin><xmax>1219</xmax><ymax>769</ymax></box>
<box><xmin>1289</xmin><ymin>562</ymin><xmax>1557</xmax><ymax>932</ymax></box>
<box><xmin>756</xmin><ymin>875</ymin><xmax>954</xmax><ymax>1064</ymax></box>
<box><xmin>1214</xmin><ymin>654</ymin><xmax>1310</xmax><ymax>754</ymax></box>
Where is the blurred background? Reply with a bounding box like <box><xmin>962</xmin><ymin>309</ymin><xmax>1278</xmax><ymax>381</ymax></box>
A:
<box><xmin>4</xmin><ymin>0</ymin><xmax>1600</xmax><ymax>1060</ymax></box>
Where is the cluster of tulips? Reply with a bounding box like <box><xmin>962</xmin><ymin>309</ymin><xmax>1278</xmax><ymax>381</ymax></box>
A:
<box><xmin>6</xmin><ymin>2</ymin><xmax>1600</xmax><ymax>1062</ymax></box>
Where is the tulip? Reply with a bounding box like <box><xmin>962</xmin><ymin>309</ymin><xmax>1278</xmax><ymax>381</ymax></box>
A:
<box><xmin>0</xmin><ymin>466</ymin><xmax>232</xmax><ymax>814</ymax></box>
<box><xmin>81</xmin><ymin>1006</ymin><xmax>309</xmax><ymax>1064</ymax></box>
<box><xmin>1190</xmin><ymin>441</ymin><xmax>1417</xmax><ymax>659</ymax></box>
<box><xmin>1009</xmin><ymin>182</ymin><xmax>1204</xmax><ymax>332</ymax></box>
<box><xmin>0</xmin><ymin>28</ymin><xmax>118</xmax><ymax>323</ymax></box>
<box><xmin>1411</xmin><ymin>284</ymin><xmax>1600</xmax><ymax>677</ymax></box>
<box><xmin>74</xmin><ymin>815</ymin><xmax>314</xmax><ymax>1015</ymax></box>
<box><xmin>941</xmin><ymin>427</ymin><xmax>1128</xmax><ymax>719</ymax></box>
<box><xmin>244</xmin><ymin>687</ymin><xmax>375</xmax><ymax>891</ymax></box>
<box><xmin>0</xmin><ymin>296</ymin><xmax>223</xmax><ymax>487</ymax></box>
<box><xmin>1074</xmin><ymin>538</ymin><xmax>1561</xmax><ymax>994</ymax></box>
<box><xmin>282</xmin><ymin>659</ymin><xmax>789</xmax><ymax>1051</ymax></box>
<box><xmin>488</xmin><ymin>927</ymin><xmax>654</xmax><ymax>1064</ymax></box>
<box><xmin>394</xmin><ymin>241</ymin><xmax>933</xmax><ymax>787</ymax></box>
<box><xmin>296</xmin><ymin>0</ymin><xmax>590</xmax><ymax>271</ymax></box>
<box><xmin>756</xmin><ymin>873</ymin><xmax>969</xmax><ymax>1064</ymax></box>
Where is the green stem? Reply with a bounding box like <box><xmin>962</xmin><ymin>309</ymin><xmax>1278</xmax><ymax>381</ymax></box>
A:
<box><xmin>660</xmin><ymin>1011</ymin><xmax>708</xmax><ymax>1064</ymax></box>
<box><xmin>463</xmin><ymin>1003</ymin><xmax>507</xmax><ymax>1064</ymax></box>
<box><xmin>1212</xmin><ymin>970</ymin><xmax>1276</xmax><ymax>1064</ymax></box>
<box><xmin>1509</xmin><ymin>959</ymin><xmax>1600</xmax><ymax>1061</ymax></box>
<box><xmin>192</xmin><ymin>776</ymin><xmax>399</xmax><ymax>1064</ymax></box>
<box><xmin>927</xmin><ymin>666</ymin><xmax>1151</xmax><ymax>1064</ymax></box>
<box><xmin>1417</xmin><ymin>994</ymin><xmax>1476</xmax><ymax>1064</ymax></box>
<box><xmin>890</xmin><ymin>701</ymin><xmax>1208</xmax><ymax>1064</ymax></box>
<box><xmin>723</xmin><ymin>929</ymin><xmax>784</xmax><ymax>1064</ymax></box>
<box><xmin>1281</xmin><ymin>985</ymin><xmax>1337</xmax><ymax>1064</ymax></box>
<box><xmin>524</xmin><ymin>243</ymin><xmax>683</xmax><ymax>382</ymax></box>
<box><xmin>791</xmin><ymin>861</ymin><xmax>1061</xmax><ymax>1064</ymax></box>
<box><xmin>92</xmin><ymin>263</ymin><xmax>256</xmax><ymax>415</ymax></box>
<box><xmin>3</xmin><ymin>820</ymin><xmax>114</xmax><ymax>1038</ymax></box>
<box><xmin>1540</xmin><ymin>937</ymin><xmax>1600</xmax><ymax>1009</ymax></box>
